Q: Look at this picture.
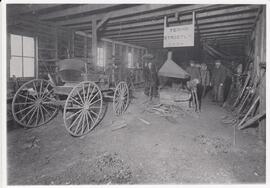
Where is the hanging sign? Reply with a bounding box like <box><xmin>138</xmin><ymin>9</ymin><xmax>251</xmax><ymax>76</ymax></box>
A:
<box><xmin>163</xmin><ymin>13</ymin><xmax>195</xmax><ymax>48</ymax></box>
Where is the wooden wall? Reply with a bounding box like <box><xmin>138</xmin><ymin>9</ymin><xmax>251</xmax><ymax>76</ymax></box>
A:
<box><xmin>247</xmin><ymin>6</ymin><xmax>266</xmax><ymax>141</ymax></box>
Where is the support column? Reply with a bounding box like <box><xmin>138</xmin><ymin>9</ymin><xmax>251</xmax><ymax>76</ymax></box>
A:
<box><xmin>92</xmin><ymin>18</ymin><xmax>97</xmax><ymax>65</ymax></box>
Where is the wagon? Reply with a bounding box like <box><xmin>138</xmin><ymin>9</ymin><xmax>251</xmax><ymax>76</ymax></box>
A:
<box><xmin>11</xmin><ymin>58</ymin><xmax>130</xmax><ymax>137</ymax></box>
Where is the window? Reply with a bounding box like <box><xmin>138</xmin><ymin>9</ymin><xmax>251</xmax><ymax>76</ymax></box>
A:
<box><xmin>97</xmin><ymin>47</ymin><xmax>105</xmax><ymax>67</ymax></box>
<box><xmin>128</xmin><ymin>52</ymin><xmax>133</xmax><ymax>68</ymax></box>
<box><xmin>9</xmin><ymin>34</ymin><xmax>35</xmax><ymax>78</ymax></box>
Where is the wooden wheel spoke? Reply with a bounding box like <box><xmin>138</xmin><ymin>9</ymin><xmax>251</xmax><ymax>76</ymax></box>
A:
<box><xmin>14</xmin><ymin>102</ymin><xmax>34</xmax><ymax>105</ymax></box>
<box><xmin>89</xmin><ymin>98</ymin><xmax>102</xmax><ymax>107</ymax></box>
<box><xmin>20</xmin><ymin>106</ymin><xmax>37</xmax><ymax>121</ymax></box>
<box><xmin>17</xmin><ymin>93</ymin><xmax>35</xmax><ymax>102</ymax></box>
<box><xmin>41</xmin><ymin>82</ymin><xmax>50</xmax><ymax>98</ymax></box>
<box><xmin>76</xmin><ymin>89</ymin><xmax>84</xmax><ymax>105</ymax></box>
<box><xmin>41</xmin><ymin>104</ymin><xmax>53</xmax><ymax>117</ymax></box>
<box><xmin>86</xmin><ymin>110</ymin><xmax>95</xmax><ymax>126</ymax></box>
<box><xmin>36</xmin><ymin>106</ymin><xmax>41</xmax><ymax>125</ymax></box>
<box><xmin>26</xmin><ymin>106</ymin><xmax>38</xmax><ymax>126</ymax></box>
<box><xmin>65</xmin><ymin>106</ymin><xmax>83</xmax><ymax>110</ymax></box>
<box><xmin>41</xmin><ymin>90</ymin><xmax>53</xmax><ymax>100</ymax></box>
<box><xmin>69</xmin><ymin>112</ymin><xmax>83</xmax><ymax>130</ymax></box>
<box><xmin>43</xmin><ymin>104</ymin><xmax>57</xmax><ymax>112</ymax></box>
<box><xmin>89</xmin><ymin>109</ymin><xmax>98</xmax><ymax>117</ymax></box>
<box><xmin>40</xmin><ymin>80</ymin><xmax>43</xmax><ymax>95</ymax></box>
<box><xmin>41</xmin><ymin>106</ymin><xmax>47</xmax><ymax>123</ymax></box>
<box><xmin>70</xmin><ymin>96</ymin><xmax>83</xmax><ymax>106</ymax></box>
<box><xmin>66</xmin><ymin>109</ymin><xmax>82</xmax><ymax>120</ymax></box>
<box><xmin>75</xmin><ymin>111</ymin><xmax>84</xmax><ymax>135</ymax></box>
<box><xmin>82</xmin><ymin>84</ymin><xmax>86</xmax><ymax>102</ymax></box>
<box><xmin>32</xmin><ymin>81</ymin><xmax>39</xmax><ymax>97</ymax></box>
<box><xmin>85</xmin><ymin>111</ymin><xmax>90</xmax><ymax>131</ymax></box>
<box><xmin>88</xmin><ymin>91</ymin><xmax>100</xmax><ymax>104</ymax></box>
<box><xmin>87</xmin><ymin>85</ymin><xmax>96</xmax><ymax>103</ymax></box>
<box><xmin>15</xmin><ymin>104</ymin><xmax>35</xmax><ymax>114</ymax></box>
<box><xmin>80</xmin><ymin>113</ymin><xmax>87</xmax><ymax>135</ymax></box>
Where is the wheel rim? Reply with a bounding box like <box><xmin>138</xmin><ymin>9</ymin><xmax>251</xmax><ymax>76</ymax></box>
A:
<box><xmin>63</xmin><ymin>81</ymin><xmax>103</xmax><ymax>137</ymax></box>
<box><xmin>113</xmin><ymin>81</ymin><xmax>129</xmax><ymax>116</ymax></box>
<box><xmin>12</xmin><ymin>79</ymin><xmax>58</xmax><ymax>128</ymax></box>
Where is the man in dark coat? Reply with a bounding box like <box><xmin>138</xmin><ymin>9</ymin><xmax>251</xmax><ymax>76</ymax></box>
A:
<box><xmin>148</xmin><ymin>61</ymin><xmax>159</xmax><ymax>100</ymax></box>
<box><xmin>211</xmin><ymin>60</ymin><xmax>227</xmax><ymax>103</ymax></box>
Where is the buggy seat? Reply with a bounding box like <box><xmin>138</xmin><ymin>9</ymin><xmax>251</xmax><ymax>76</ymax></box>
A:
<box><xmin>57</xmin><ymin>58</ymin><xmax>86</xmax><ymax>83</ymax></box>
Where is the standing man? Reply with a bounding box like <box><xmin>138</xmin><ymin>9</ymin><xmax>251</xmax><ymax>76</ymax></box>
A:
<box><xmin>186</xmin><ymin>60</ymin><xmax>203</xmax><ymax>111</ymax></box>
<box><xmin>200</xmin><ymin>63</ymin><xmax>210</xmax><ymax>97</ymax></box>
<box><xmin>148</xmin><ymin>61</ymin><xmax>159</xmax><ymax>100</ymax></box>
<box><xmin>211</xmin><ymin>60</ymin><xmax>227</xmax><ymax>103</ymax></box>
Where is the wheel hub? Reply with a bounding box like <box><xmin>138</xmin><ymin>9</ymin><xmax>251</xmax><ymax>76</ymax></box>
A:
<box><xmin>35</xmin><ymin>98</ymin><xmax>43</xmax><ymax>106</ymax></box>
<box><xmin>83</xmin><ymin>102</ymin><xmax>90</xmax><ymax>110</ymax></box>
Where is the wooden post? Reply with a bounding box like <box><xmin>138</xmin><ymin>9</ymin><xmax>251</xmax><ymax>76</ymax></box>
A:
<box><xmin>35</xmin><ymin>36</ymin><xmax>39</xmax><ymax>79</ymax></box>
<box><xmin>92</xmin><ymin>18</ymin><xmax>97</xmax><ymax>65</ymax></box>
<box><xmin>259</xmin><ymin>6</ymin><xmax>266</xmax><ymax>142</ymax></box>
<box><xmin>54</xmin><ymin>28</ymin><xmax>58</xmax><ymax>75</ymax></box>
<box><xmin>71</xmin><ymin>31</ymin><xmax>75</xmax><ymax>58</ymax></box>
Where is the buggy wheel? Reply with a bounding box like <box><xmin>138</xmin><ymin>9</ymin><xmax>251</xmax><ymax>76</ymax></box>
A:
<box><xmin>113</xmin><ymin>81</ymin><xmax>129</xmax><ymax>116</ymax></box>
<box><xmin>63</xmin><ymin>81</ymin><xmax>103</xmax><ymax>137</ymax></box>
<box><xmin>12</xmin><ymin>79</ymin><xmax>58</xmax><ymax>128</ymax></box>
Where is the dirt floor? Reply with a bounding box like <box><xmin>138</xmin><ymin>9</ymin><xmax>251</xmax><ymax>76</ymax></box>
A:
<box><xmin>7</xmin><ymin>89</ymin><xmax>265</xmax><ymax>185</ymax></box>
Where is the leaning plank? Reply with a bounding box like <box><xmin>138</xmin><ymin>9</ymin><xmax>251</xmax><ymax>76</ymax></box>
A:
<box><xmin>233</xmin><ymin>74</ymin><xmax>251</xmax><ymax>107</ymax></box>
<box><xmin>237</xmin><ymin>96</ymin><xmax>260</xmax><ymax>129</ymax></box>
<box><xmin>239</xmin><ymin>111</ymin><xmax>266</xmax><ymax>130</ymax></box>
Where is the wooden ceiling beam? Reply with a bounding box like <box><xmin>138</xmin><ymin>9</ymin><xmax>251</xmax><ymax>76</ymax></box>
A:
<box><xmin>108</xmin><ymin>4</ymin><xmax>218</xmax><ymax>24</ymax></box>
<box><xmin>105</xmin><ymin>27</ymin><xmax>251</xmax><ymax>40</ymax></box>
<box><xmin>97</xmin><ymin>19</ymin><xmax>254</xmax><ymax>38</ymax></box>
<box><xmin>107</xmin><ymin>4</ymin><xmax>259</xmax><ymax>25</ymax></box>
<box><xmin>109</xmin><ymin>34</ymin><xmax>164</xmax><ymax>41</ymax></box>
<box><xmin>98</xmin><ymin>12</ymin><xmax>257</xmax><ymax>32</ymax></box>
<box><xmin>202</xmin><ymin>35</ymin><xmax>248</xmax><ymax>41</ymax></box>
<box><xmin>8</xmin><ymin>4</ymin><xmax>61</xmax><ymax>16</ymax></box>
<box><xmin>103</xmin><ymin>24</ymin><xmax>252</xmax><ymax>38</ymax></box>
<box><xmin>56</xmin><ymin>4</ymin><xmax>175</xmax><ymax>26</ymax></box>
<box><xmin>38</xmin><ymin>4</ymin><xmax>117</xmax><ymax>20</ymax></box>
<box><xmin>201</xmin><ymin>29</ymin><xmax>252</xmax><ymax>37</ymax></box>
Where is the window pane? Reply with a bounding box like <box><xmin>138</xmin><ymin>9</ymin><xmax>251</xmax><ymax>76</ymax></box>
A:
<box><xmin>10</xmin><ymin>56</ymin><xmax>22</xmax><ymax>77</ymax></box>
<box><xmin>23</xmin><ymin>58</ymin><xmax>35</xmax><ymax>77</ymax></box>
<box><xmin>128</xmin><ymin>52</ymin><xmax>133</xmax><ymax>68</ymax></box>
<box><xmin>11</xmin><ymin>34</ymin><xmax>22</xmax><ymax>56</ymax></box>
<box><xmin>97</xmin><ymin>47</ymin><xmax>104</xmax><ymax>67</ymax></box>
<box><xmin>23</xmin><ymin>36</ymin><xmax>35</xmax><ymax>57</ymax></box>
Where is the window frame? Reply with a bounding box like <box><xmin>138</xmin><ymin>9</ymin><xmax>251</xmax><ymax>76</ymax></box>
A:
<box><xmin>8</xmin><ymin>33</ymin><xmax>37</xmax><ymax>80</ymax></box>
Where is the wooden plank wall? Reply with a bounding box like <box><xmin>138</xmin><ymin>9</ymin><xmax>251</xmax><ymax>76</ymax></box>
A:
<box><xmin>247</xmin><ymin>6</ymin><xmax>266</xmax><ymax>141</ymax></box>
<box><xmin>74</xmin><ymin>32</ymin><xmax>146</xmax><ymax>82</ymax></box>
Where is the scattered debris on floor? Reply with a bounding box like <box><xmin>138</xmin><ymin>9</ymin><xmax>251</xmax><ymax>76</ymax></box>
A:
<box><xmin>23</xmin><ymin>136</ymin><xmax>41</xmax><ymax>149</ymax></box>
<box><xmin>111</xmin><ymin>120</ymin><xmax>128</xmax><ymax>131</ymax></box>
<box><xmin>193</xmin><ymin>135</ymin><xmax>232</xmax><ymax>154</ymax></box>
<box><xmin>138</xmin><ymin>118</ymin><xmax>150</xmax><ymax>125</ymax></box>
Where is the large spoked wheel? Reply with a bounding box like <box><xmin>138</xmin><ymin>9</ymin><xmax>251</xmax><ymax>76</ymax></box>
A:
<box><xmin>12</xmin><ymin>79</ymin><xmax>58</xmax><ymax>128</ymax></box>
<box><xmin>63</xmin><ymin>81</ymin><xmax>103</xmax><ymax>137</ymax></box>
<box><xmin>113</xmin><ymin>81</ymin><xmax>129</xmax><ymax>116</ymax></box>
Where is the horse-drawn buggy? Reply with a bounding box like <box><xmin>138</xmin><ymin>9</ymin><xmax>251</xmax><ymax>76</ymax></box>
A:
<box><xmin>12</xmin><ymin>58</ymin><xmax>130</xmax><ymax>137</ymax></box>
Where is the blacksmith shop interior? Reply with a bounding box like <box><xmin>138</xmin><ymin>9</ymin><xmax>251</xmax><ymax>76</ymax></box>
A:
<box><xmin>5</xmin><ymin>3</ymin><xmax>266</xmax><ymax>185</ymax></box>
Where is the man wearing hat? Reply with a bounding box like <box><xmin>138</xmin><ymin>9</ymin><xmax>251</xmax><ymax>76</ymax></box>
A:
<box><xmin>211</xmin><ymin>59</ymin><xmax>227</xmax><ymax>103</ymax></box>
